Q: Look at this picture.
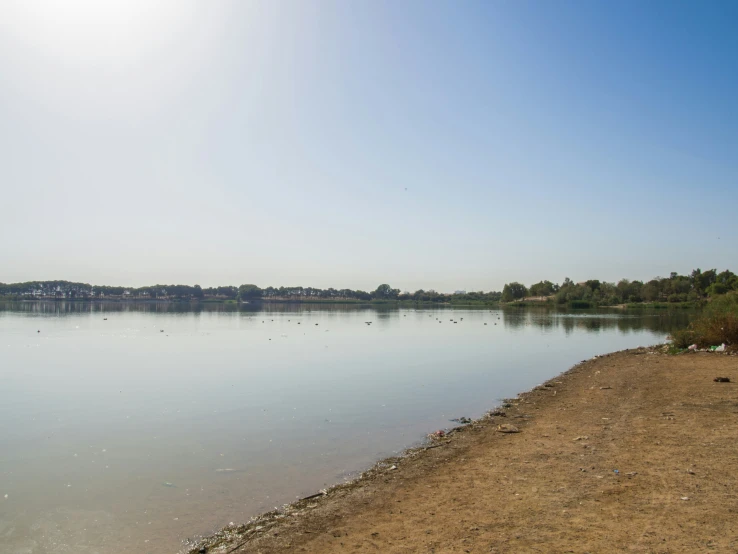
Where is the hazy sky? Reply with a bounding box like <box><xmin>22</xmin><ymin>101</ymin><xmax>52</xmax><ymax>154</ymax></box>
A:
<box><xmin>1</xmin><ymin>1</ymin><xmax>736</xmax><ymax>292</ymax></box>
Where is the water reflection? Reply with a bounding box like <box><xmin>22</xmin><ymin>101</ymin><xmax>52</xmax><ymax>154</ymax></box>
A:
<box><xmin>0</xmin><ymin>300</ymin><xmax>695</xmax><ymax>337</ymax></box>
<box><xmin>498</xmin><ymin>305</ymin><xmax>692</xmax><ymax>335</ymax></box>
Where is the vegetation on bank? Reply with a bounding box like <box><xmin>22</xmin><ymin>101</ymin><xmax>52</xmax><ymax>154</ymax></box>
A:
<box><xmin>1</xmin><ymin>268</ymin><xmax>735</xmax><ymax>308</ymax></box>
<box><xmin>671</xmin><ymin>292</ymin><xmax>738</xmax><ymax>350</ymax></box>
<box><xmin>501</xmin><ymin>268</ymin><xmax>737</xmax><ymax>307</ymax></box>
<box><xmin>625</xmin><ymin>302</ymin><xmax>695</xmax><ymax>310</ymax></box>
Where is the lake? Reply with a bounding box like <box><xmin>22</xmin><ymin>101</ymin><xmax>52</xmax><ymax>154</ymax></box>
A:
<box><xmin>0</xmin><ymin>302</ymin><xmax>693</xmax><ymax>554</ymax></box>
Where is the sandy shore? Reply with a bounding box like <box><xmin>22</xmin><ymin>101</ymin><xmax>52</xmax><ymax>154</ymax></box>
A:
<box><xmin>187</xmin><ymin>347</ymin><xmax>737</xmax><ymax>554</ymax></box>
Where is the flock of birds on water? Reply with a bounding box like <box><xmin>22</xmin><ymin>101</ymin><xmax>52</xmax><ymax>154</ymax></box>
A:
<box><xmin>33</xmin><ymin>311</ymin><xmax>503</xmax><ymax>337</ymax></box>
<box><xmin>35</xmin><ymin>312</ymin><xmax>503</xmax><ymax>337</ymax></box>
<box><xmin>255</xmin><ymin>314</ymin><xmax>502</xmax><ymax>325</ymax></box>
<box><xmin>251</xmin><ymin>313</ymin><xmax>502</xmax><ymax>336</ymax></box>
<box><xmin>249</xmin><ymin>313</ymin><xmax>502</xmax><ymax>340</ymax></box>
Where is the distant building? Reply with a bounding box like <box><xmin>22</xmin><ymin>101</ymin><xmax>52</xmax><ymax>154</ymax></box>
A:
<box><xmin>454</xmin><ymin>290</ymin><xmax>467</xmax><ymax>295</ymax></box>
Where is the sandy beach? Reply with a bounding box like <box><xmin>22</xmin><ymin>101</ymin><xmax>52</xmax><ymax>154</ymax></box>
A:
<box><xmin>188</xmin><ymin>347</ymin><xmax>738</xmax><ymax>554</ymax></box>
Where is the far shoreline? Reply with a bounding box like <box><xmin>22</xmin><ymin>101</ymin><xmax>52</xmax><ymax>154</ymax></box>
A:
<box><xmin>0</xmin><ymin>297</ymin><xmax>700</xmax><ymax>310</ymax></box>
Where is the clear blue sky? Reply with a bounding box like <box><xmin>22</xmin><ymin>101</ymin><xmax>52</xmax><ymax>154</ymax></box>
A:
<box><xmin>1</xmin><ymin>0</ymin><xmax>735</xmax><ymax>292</ymax></box>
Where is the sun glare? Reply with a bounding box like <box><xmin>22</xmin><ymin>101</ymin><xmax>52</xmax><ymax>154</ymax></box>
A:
<box><xmin>2</xmin><ymin>0</ymin><xmax>187</xmax><ymax>65</ymax></box>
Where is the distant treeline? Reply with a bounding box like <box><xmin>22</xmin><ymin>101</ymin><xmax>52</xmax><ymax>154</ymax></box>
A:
<box><xmin>1</xmin><ymin>268</ymin><xmax>735</xmax><ymax>306</ymax></box>
<box><xmin>501</xmin><ymin>268</ymin><xmax>738</xmax><ymax>306</ymax></box>
<box><xmin>0</xmin><ymin>281</ymin><xmax>500</xmax><ymax>304</ymax></box>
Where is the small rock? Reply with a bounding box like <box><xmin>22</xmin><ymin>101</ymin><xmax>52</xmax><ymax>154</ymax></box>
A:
<box><xmin>713</xmin><ymin>377</ymin><xmax>731</xmax><ymax>383</ymax></box>
<box><xmin>496</xmin><ymin>424</ymin><xmax>520</xmax><ymax>434</ymax></box>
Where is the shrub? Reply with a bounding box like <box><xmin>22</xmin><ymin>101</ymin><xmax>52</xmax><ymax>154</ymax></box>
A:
<box><xmin>705</xmin><ymin>291</ymin><xmax>738</xmax><ymax>316</ymax></box>
<box><xmin>671</xmin><ymin>292</ymin><xmax>738</xmax><ymax>348</ymax></box>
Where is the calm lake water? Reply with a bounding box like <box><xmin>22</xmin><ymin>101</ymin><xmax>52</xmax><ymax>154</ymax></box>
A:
<box><xmin>0</xmin><ymin>302</ymin><xmax>693</xmax><ymax>554</ymax></box>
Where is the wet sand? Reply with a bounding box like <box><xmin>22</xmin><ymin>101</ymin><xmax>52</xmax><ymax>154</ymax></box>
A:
<box><xmin>187</xmin><ymin>347</ymin><xmax>738</xmax><ymax>554</ymax></box>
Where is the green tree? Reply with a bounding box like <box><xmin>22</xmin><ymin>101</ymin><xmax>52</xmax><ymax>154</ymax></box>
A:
<box><xmin>641</xmin><ymin>280</ymin><xmax>660</xmax><ymax>302</ymax></box>
<box><xmin>372</xmin><ymin>284</ymin><xmax>400</xmax><ymax>300</ymax></box>
<box><xmin>238</xmin><ymin>284</ymin><xmax>263</xmax><ymax>301</ymax></box>
<box><xmin>691</xmin><ymin>268</ymin><xmax>717</xmax><ymax>296</ymax></box>
<box><xmin>501</xmin><ymin>282</ymin><xmax>528</xmax><ymax>302</ymax></box>
<box><xmin>585</xmin><ymin>280</ymin><xmax>601</xmax><ymax>291</ymax></box>
<box><xmin>716</xmin><ymin>270</ymin><xmax>738</xmax><ymax>291</ymax></box>
<box><xmin>706</xmin><ymin>282</ymin><xmax>729</xmax><ymax>296</ymax></box>
<box><xmin>529</xmin><ymin>280</ymin><xmax>556</xmax><ymax>297</ymax></box>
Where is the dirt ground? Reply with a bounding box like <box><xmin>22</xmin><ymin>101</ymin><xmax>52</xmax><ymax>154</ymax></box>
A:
<box><xmin>191</xmin><ymin>348</ymin><xmax>738</xmax><ymax>554</ymax></box>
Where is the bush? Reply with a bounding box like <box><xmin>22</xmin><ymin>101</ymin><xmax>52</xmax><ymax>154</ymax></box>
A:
<box><xmin>671</xmin><ymin>292</ymin><xmax>738</xmax><ymax>348</ymax></box>
<box><xmin>705</xmin><ymin>291</ymin><xmax>738</xmax><ymax>316</ymax></box>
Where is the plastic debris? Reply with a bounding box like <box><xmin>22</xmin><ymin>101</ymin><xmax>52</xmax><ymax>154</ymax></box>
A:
<box><xmin>715</xmin><ymin>343</ymin><xmax>726</xmax><ymax>352</ymax></box>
